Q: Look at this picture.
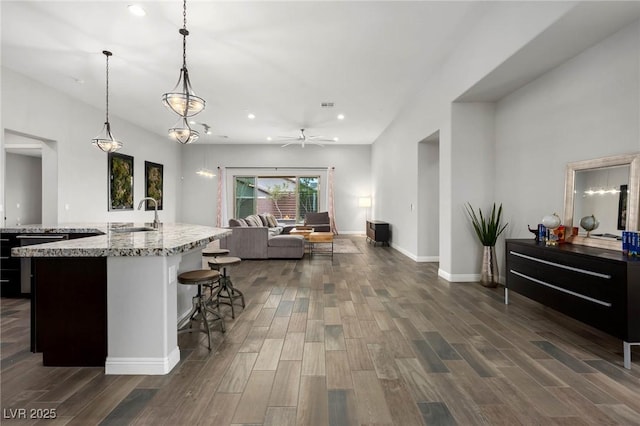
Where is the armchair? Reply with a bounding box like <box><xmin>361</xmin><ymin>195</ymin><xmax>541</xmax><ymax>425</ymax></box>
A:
<box><xmin>304</xmin><ymin>212</ymin><xmax>331</xmax><ymax>232</ymax></box>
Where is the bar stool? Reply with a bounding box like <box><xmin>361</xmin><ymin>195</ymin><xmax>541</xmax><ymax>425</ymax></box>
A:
<box><xmin>201</xmin><ymin>248</ymin><xmax>229</xmax><ymax>300</ymax></box>
<box><xmin>208</xmin><ymin>256</ymin><xmax>245</xmax><ymax>319</ymax></box>
<box><xmin>177</xmin><ymin>269</ymin><xmax>225</xmax><ymax>350</ymax></box>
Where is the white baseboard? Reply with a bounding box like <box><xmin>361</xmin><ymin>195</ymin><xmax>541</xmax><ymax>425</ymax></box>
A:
<box><xmin>438</xmin><ymin>268</ymin><xmax>480</xmax><ymax>283</ymax></box>
<box><xmin>416</xmin><ymin>256</ymin><xmax>439</xmax><ymax>262</ymax></box>
<box><xmin>105</xmin><ymin>347</ymin><xmax>180</xmax><ymax>375</ymax></box>
<box><xmin>338</xmin><ymin>230</ymin><xmax>367</xmax><ymax>235</ymax></box>
<box><xmin>390</xmin><ymin>243</ymin><xmax>417</xmax><ymax>261</ymax></box>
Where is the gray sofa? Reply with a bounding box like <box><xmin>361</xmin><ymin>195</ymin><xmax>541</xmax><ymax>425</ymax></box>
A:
<box><xmin>219</xmin><ymin>214</ymin><xmax>305</xmax><ymax>259</ymax></box>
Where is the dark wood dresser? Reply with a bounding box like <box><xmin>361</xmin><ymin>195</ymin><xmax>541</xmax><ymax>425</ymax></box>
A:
<box><xmin>506</xmin><ymin>239</ymin><xmax>639</xmax><ymax>369</ymax></box>
<box><xmin>366</xmin><ymin>220</ymin><xmax>390</xmax><ymax>246</ymax></box>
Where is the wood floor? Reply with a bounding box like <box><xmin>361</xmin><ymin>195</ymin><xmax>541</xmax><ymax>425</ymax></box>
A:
<box><xmin>1</xmin><ymin>235</ymin><xmax>639</xmax><ymax>425</ymax></box>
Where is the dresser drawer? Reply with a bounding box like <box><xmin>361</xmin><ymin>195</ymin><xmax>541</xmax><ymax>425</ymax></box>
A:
<box><xmin>507</xmin><ymin>248</ymin><xmax>625</xmax><ymax>304</ymax></box>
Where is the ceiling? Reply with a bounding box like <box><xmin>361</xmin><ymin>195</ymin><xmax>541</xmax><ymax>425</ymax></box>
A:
<box><xmin>1</xmin><ymin>1</ymin><xmax>489</xmax><ymax>145</ymax></box>
<box><xmin>3</xmin><ymin>2</ymin><xmax>639</xmax><ymax>147</ymax></box>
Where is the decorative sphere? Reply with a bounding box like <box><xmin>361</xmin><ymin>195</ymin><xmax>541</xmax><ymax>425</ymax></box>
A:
<box><xmin>579</xmin><ymin>215</ymin><xmax>599</xmax><ymax>232</ymax></box>
<box><xmin>542</xmin><ymin>213</ymin><xmax>561</xmax><ymax>230</ymax></box>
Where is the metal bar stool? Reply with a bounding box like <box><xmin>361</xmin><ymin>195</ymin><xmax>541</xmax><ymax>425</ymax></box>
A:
<box><xmin>201</xmin><ymin>248</ymin><xmax>229</xmax><ymax>301</ymax></box>
<box><xmin>177</xmin><ymin>269</ymin><xmax>225</xmax><ymax>350</ymax></box>
<box><xmin>207</xmin><ymin>256</ymin><xmax>245</xmax><ymax>319</ymax></box>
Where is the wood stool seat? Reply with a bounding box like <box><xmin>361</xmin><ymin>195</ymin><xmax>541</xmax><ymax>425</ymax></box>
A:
<box><xmin>177</xmin><ymin>269</ymin><xmax>224</xmax><ymax>350</ymax></box>
<box><xmin>178</xmin><ymin>269</ymin><xmax>220</xmax><ymax>284</ymax></box>
<box><xmin>202</xmin><ymin>248</ymin><xmax>230</xmax><ymax>257</ymax></box>
<box><xmin>207</xmin><ymin>256</ymin><xmax>245</xmax><ymax>319</ymax></box>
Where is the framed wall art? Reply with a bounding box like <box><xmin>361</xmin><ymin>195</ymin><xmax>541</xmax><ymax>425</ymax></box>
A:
<box><xmin>144</xmin><ymin>161</ymin><xmax>164</xmax><ymax>210</ymax></box>
<box><xmin>108</xmin><ymin>152</ymin><xmax>134</xmax><ymax>210</ymax></box>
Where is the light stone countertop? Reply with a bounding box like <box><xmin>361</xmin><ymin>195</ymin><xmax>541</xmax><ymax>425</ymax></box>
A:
<box><xmin>5</xmin><ymin>223</ymin><xmax>230</xmax><ymax>257</ymax></box>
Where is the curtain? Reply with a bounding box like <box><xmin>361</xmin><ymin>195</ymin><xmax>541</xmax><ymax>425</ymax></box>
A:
<box><xmin>328</xmin><ymin>166</ymin><xmax>338</xmax><ymax>235</ymax></box>
<box><xmin>216</xmin><ymin>166</ymin><xmax>228</xmax><ymax>227</ymax></box>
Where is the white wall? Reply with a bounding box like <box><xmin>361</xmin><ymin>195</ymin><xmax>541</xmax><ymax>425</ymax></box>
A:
<box><xmin>1</xmin><ymin>68</ymin><xmax>182</xmax><ymax>224</ymax></box>
<box><xmin>372</xmin><ymin>2</ymin><xmax>575</xmax><ymax>278</ymax></box>
<box><xmin>372</xmin><ymin>5</ymin><xmax>640</xmax><ymax>282</ymax></box>
<box><xmin>494</xmin><ymin>20</ymin><xmax>640</xmax><ymax>245</ymax></box>
<box><xmin>180</xmin><ymin>144</ymin><xmax>371</xmax><ymax>234</ymax></box>
<box><xmin>5</xmin><ymin>153</ymin><xmax>41</xmax><ymax>226</ymax></box>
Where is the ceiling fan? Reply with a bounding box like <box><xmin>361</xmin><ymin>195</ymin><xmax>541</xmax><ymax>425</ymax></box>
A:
<box><xmin>277</xmin><ymin>129</ymin><xmax>336</xmax><ymax>148</ymax></box>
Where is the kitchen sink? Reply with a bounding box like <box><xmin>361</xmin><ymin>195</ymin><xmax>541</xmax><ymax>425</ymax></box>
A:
<box><xmin>110</xmin><ymin>226</ymin><xmax>156</xmax><ymax>233</ymax></box>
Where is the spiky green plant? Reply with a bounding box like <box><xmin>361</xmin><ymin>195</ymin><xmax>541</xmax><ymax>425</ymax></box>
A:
<box><xmin>465</xmin><ymin>202</ymin><xmax>508</xmax><ymax>246</ymax></box>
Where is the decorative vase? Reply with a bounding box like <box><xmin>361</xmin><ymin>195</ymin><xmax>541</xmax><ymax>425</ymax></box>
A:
<box><xmin>481</xmin><ymin>245</ymin><xmax>499</xmax><ymax>288</ymax></box>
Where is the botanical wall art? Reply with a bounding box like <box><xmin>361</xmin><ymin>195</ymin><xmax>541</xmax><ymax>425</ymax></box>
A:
<box><xmin>108</xmin><ymin>152</ymin><xmax>134</xmax><ymax>210</ymax></box>
<box><xmin>145</xmin><ymin>161</ymin><xmax>164</xmax><ymax>210</ymax></box>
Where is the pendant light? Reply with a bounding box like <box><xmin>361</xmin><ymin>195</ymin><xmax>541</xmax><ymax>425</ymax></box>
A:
<box><xmin>92</xmin><ymin>50</ymin><xmax>123</xmax><ymax>153</ymax></box>
<box><xmin>168</xmin><ymin>116</ymin><xmax>200</xmax><ymax>144</ymax></box>
<box><xmin>162</xmin><ymin>0</ymin><xmax>205</xmax><ymax>118</ymax></box>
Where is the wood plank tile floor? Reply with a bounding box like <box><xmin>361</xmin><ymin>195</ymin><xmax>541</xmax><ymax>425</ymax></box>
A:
<box><xmin>1</xmin><ymin>235</ymin><xmax>639</xmax><ymax>425</ymax></box>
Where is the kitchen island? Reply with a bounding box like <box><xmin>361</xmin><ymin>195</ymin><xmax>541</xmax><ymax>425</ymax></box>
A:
<box><xmin>7</xmin><ymin>223</ymin><xmax>230</xmax><ymax>375</ymax></box>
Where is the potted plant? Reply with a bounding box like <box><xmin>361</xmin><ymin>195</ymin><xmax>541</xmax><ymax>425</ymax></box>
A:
<box><xmin>465</xmin><ymin>202</ymin><xmax>508</xmax><ymax>287</ymax></box>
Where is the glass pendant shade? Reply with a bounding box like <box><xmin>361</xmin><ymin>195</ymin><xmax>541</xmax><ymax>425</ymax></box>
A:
<box><xmin>92</xmin><ymin>122</ymin><xmax>123</xmax><ymax>153</ymax></box>
<box><xmin>162</xmin><ymin>67</ymin><xmax>205</xmax><ymax>117</ymax></box>
<box><xmin>168</xmin><ymin>117</ymin><xmax>199</xmax><ymax>144</ymax></box>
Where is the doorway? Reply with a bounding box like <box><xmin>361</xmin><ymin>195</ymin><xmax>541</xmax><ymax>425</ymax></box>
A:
<box><xmin>2</xmin><ymin>130</ymin><xmax>58</xmax><ymax>227</ymax></box>
<box><xmin>417</xmin><ymin>131</ymin><xmax>439</xmax><ymax>261</ymax></box>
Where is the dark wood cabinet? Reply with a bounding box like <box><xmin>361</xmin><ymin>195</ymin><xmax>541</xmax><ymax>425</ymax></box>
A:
<box><xmin>0</xmin><ymin>233</ymin><xmax>21</xmax><ymax>297</ymax></box>
<box><xmin>506</xmin><ymin>239</ymin><xmax>640</xmax><ymax>368</ymax></box>
<box><xmin>366</xmin><ymin>220</ymin><xmax>390</xmax><ymax>246</ymax></box>
<box><xmin>32</xmin><ymin>257</ymin><xmax>107</xmax><ymax>366</ymax></box>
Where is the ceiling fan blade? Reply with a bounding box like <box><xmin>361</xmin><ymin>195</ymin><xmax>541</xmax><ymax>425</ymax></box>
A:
<box><xmin>281</xmin><ymin>142</ymin><xmax>296</xmax><ymax>147</ymax></box>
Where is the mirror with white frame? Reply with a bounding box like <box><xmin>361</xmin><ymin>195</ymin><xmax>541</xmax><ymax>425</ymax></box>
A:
<box><xmin>564</xmin><ymin>153</ymin><xmax>640</xmax><ymax>250</ymax></box>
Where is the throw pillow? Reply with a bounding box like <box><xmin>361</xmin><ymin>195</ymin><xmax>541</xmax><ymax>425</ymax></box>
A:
<box><xmin>265</xmin><ymin>213</ymin><xmax>278</xmax><ymax>228</ymax></box>
<box><xmin>258</xmin><ymin>214</ymin><xmax>270</xmax><ymax>227</ymax></box>
<box><xmin>245</xmin><ymin>214</ymin><xmax>263</xmax><ymax>227</ymax></box>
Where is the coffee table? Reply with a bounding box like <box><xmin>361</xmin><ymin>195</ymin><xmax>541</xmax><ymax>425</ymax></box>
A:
<box><xmin>290</xmin><ymin>227</ymin><xmax>314</xmax><ymax>237</ymax></box>
<box><xmin>307</xmin><ymin>232</ymin><xmax>334</xmax><ymax>257</ymax></box>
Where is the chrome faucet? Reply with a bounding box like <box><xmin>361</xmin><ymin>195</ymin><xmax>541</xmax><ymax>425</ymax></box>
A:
<box><xmin>138</xmin><ymin>197</ymin><xmax>160</xmax><ymax>229</ymax></box>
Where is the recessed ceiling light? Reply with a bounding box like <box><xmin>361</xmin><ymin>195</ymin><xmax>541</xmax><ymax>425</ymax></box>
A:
<box><xmin>189</xmin><ymin>120</ymin><xmax>196</xmax><ymax>124</ymax></box>
<box><xmin>266</xmin><ymin>137</ymin><xmax>272</xmax><ymax>141</ymax></box>
<box><xmin>337</xmin><ymin>114</ymin><xmax>345</xmax><ymax>120</ymax></box>
<box><xmin>128</xmin><ymin>4</ymin><xmax>146</xmax><ymax>17</ymax></box>
<box><xmin>247</xmin><ymin>113</ymin><xmax>256</xmax><ymax>120</ymax></box>
<box><xmin>333</xmin><ymin>137</ymin><xmax>339</xmax><ymax>142</ymax></box>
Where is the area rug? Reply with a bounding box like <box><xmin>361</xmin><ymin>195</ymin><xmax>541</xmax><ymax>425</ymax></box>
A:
<box><xmin>332</xmin><ymin>238</ymin><xmax>362</xmax><ymax>254</ymax></box>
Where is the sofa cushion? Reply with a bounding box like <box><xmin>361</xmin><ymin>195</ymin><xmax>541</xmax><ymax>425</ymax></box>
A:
<box><xmin>229</xmin><ymin>218</ymin><xmax>248</xmax><ymax>227</ymax></box>
<box><xmin>268</xmin><ymin>226</ymin><xmax>284</xmax><ymax>236</ymax></box>
<box><xmin>264</xmin><ymin>213</ymin><xmax>278</xmax><ymax>228</ymax></box>
<box><xmin>258</xmin><ymin>214</ymin><xmax>270</xmax><ymax>226</ymax></box>
<box><xmin>268</xmin><ymin>235</ymin><xmax>304</xmax><ymax>247</ymax></box>
<box><xmin>245</xmin><ymin>214</ymin><xmax>263</xmax><ymax>227</ymax></box>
